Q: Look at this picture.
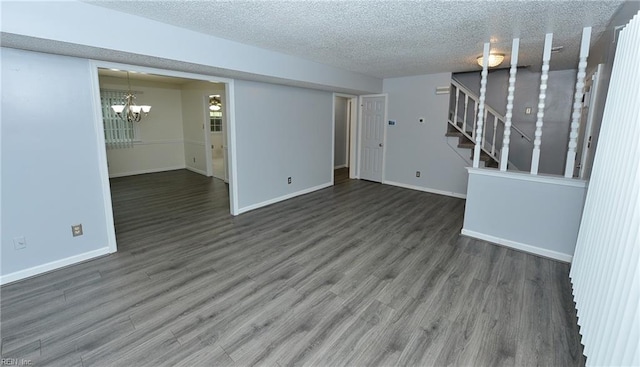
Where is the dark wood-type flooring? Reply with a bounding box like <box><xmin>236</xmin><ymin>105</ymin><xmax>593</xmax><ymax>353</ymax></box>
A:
<box><xmin>1</xmin><ymin>168</ymin><xmax>584</xmax><ymax>366</ymax></box>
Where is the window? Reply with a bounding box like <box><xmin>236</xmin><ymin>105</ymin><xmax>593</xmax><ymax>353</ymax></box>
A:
<box><xmin>210</xmin><ymin>111</ymin><xmax>223</xmax><ymax>133</ymax></box>
<box><xmin>100</xmin><ymin>90</ymin><xmax>137</xmax><ymax>148</ymax></box>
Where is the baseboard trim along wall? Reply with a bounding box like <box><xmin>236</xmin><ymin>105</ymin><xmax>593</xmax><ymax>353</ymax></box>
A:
<box><xmin>383</xmin><ymin>180</ymin><xmax>467</xmax><ymax>199</ymax></box>
<box><xmin>108</xmin><ymin>165</ymin><xmax>186</xmax><ymax>178</ymax></box>
<box><xmin>461</xmin><ymin>229</ymin><xmax>573</xmax><ymax>263</ymax></box>
<box><xmin>237</xmin><ymin>182</ymin><xmax>333</xmax><ymax>215</ymax></box>
<box><xmin>334</xmin><ymin>164</ymin><xmax>347</xmax><ymax>169</ymax></box>
<box><xmin>0</xmin><ymin>247</ymin><xmax>111</xmax><ymax>285</ymax></box>
<box><xmin>185</xmin><ymin>166</ymin><xmax>208</xmax><ymax>176</ymax></box>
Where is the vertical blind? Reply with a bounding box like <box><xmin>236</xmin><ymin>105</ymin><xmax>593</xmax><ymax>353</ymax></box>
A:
<box><xmin>100</xmin><ymin>89</ymin><xmax>135</xmax><ymax>149</ymax></box>
<box><xmin>569</xmin><ymin>12</ymin><xmax>639</xmax><ymax>366</ymax></box>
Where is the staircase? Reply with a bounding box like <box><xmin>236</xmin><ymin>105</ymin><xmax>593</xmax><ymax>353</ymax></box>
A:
<box><xmin>446</xmin><ymin>78</ymin><xmax>530</xmax><ymax>169</ymax></box>
<box><xmin>446</xmin><ymin>125</ymin><xmax>498</xmax><ymax>168</ymax></box>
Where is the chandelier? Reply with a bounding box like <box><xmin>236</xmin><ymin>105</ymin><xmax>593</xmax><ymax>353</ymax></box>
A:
<box><xmin>111</xmin><ymin>72</ymin><xmax>151</xmax><ymax>122</ymax></box>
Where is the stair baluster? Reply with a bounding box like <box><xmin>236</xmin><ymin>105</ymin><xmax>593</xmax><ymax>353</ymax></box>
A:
<box><xmin>564</xmin><ymin>27</ymin><xmax>592</xmax><ymax>177</ymax></box>
<box><xmin>500</xmin><ymin>38</ymin><xmax>520</xmax><ymax>171</ymax></box>
<box><xmin>531</xmin><ymin>33</ymin><xmax>553</xmax><ymax>175</ymax></box>
<box><xmin>473</xmin><ymin>42</ymin><xmax>490</xmax><ymax>168</ymax></box>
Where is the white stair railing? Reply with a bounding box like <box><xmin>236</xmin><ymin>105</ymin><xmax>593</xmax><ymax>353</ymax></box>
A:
<box><xmin>448</xmin><ymin>79</ymin><xmax>532</xmax><ymax>167</ymax></box>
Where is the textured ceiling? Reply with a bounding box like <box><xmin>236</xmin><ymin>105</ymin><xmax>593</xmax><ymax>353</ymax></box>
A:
<box><xmin>86</xmin><ymin>0</ymin><xmax>623</xmax><ymax>78</ymax></box>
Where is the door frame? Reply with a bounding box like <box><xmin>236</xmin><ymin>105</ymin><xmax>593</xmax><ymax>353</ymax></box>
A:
<box><xmin>203</xmin><ymin>90</ymin><xmax>229</xmax><ymax>182</ymax></box>
<box><xmin>204</xmin><ymin>94</ymin><xmax>214</xmax><ymax>178</ymax></box>
<box><xmin>578</xmin><ymin>64</ymin><xmax>603</xmax><ymax>179</ymax></box>
<box><xmin>332</xmin><ymin>93</ymin><xmax>358</xmax><ymax>183</ymax></box>
<box><xmin>357</xmin><ymin>94</ymin><xmax>388</xmax><ymax>182</ymax></box>
<box><xmin>89</xmin><ymin>61</ymin><xmax>240</xmax><ymax>254</ymax></box>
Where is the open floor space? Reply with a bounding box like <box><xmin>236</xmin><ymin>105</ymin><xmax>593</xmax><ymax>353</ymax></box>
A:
<box><xmin>1</xmin><ymin>170</ymin><xmax>584</xmax><ymax>366</ymax></box>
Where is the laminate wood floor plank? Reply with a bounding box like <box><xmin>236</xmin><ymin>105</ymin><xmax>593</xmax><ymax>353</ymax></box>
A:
<box><xmin>515</xmin><ymin>279</ymin><xmax>554</xmax><ymax>366</ymax></box>
<box><xmin>551</xmin><ymin>261</ymin><xmax>586</xmax><ymax>367</ymax></box>
<box><xmin>0</xmin><ymin>169</ymin><xmax>584</xmax><ymax>366</ymax></box>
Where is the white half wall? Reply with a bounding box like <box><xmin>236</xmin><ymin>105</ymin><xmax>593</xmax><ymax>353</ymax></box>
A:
<box><xmin>462</xmin><ymin>168</ymin><xmax>587</xmax><ymax>262</ymax></box>
<box><xmin>383</xmin><ymin>72</ymin><xmax>469</xmax><ymax>197</ymax></box>
<box><xmin>99</xmin><ymin>76</ymin><xmax>186</xmax><ymax>177</ymax></box>
<box><xmin>234</xmin><ymin>80</ymin><xmax>333</xmax><ymax>212</ymax></box>
<box><xmin>1</xmin><ymin>48</ymin><xmax>113</xmax><ymax>283</ymax></box>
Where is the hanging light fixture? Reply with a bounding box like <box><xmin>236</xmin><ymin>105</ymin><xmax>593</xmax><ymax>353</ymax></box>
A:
<box><xmin>111</xmin><ymin>72</ymin><xmax>151</xmax><ymax>122</ymax></box>
<box><xmin>477</xmin><ymin>53</ymin><xmax>505</xmax><ymax>68</ymax></box>
<box><xmin>209</xmin><ymin>95</ymin><xmax>222</xmax><ymax>111</ymax></box>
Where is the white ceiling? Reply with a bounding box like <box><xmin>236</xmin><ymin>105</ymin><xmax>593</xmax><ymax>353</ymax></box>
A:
<box><xmin>86</xmin><ymin>0</ymin><xmax>624</xmax><ymax>78</ymax></box>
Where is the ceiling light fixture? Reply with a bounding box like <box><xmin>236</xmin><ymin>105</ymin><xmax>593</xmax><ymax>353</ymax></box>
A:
<box><xmin>477</xmin><ymin>53</ymin><xmax>505</xmax><ymax>68</ymax></box>
<box><xmin>111</xmin><ymin>72</ymin><xmax>151</xmax><ymax>123</ymax></box>
<box><xmin>209</xmin><ymin>95</ymin><xmax>222</xmax><ymax>111</ymax></box>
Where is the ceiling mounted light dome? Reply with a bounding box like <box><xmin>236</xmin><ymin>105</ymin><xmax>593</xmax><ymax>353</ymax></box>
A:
<box><xmin>477</xmin><ymin>53</ymin><xmax>505</xmax><ymax>68</ymax></box>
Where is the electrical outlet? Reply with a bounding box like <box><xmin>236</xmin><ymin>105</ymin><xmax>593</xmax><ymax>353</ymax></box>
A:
<box><xmin>13</xmin><ymin>236</ymin><xmax>26</xmax><ymax>250</ymax></box>
<box><xmin>525</xmin><ymin>107</ymin><xmax>532</xmax><ymax>115</ymax></box>
<box><xmin>287</xmin><ymin>177</ymin><xmax>292</xmax><ymax>184</ymax></box>
<box><xmin>416</xmin><ymin>171</ymin><xmax>421</xmax><ymax>177</ymax></box>
<box><xmin>72</xmin><ymin>224</ymin><xmax>83</xmax><ymax>237</ymax></box>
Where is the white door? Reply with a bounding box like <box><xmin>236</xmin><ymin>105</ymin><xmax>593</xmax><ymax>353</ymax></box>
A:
<box><xmin>359</xmin><ymin>95</ymin><xmax>386</xmax><ymax>182</ymax></box>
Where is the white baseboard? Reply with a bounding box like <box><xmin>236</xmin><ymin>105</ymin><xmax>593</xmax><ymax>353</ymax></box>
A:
<box><xmin>109</xmin><ymin>165</ymin><xmax>185</xmax><ymax>178</ymax></box>
<box><xmin>334</xmin><ymin>164</ymin><xmax>347</xmax><ymax>169</ymax></box>
<box><xmin>383</xmin><ymin>180</ymin><xmax>466</xmax><ymax>199</ymax></box>
<box><xmin>185</xmin><ymin>166</ymin><xmax>208</xmax><ymax>176</ymax></box>
<box><xmin>237</xmin><ymin>182</ymin><xmax>333</xmax><ymax>215</ymax></box>
<box><xmin>461</xmin><ymin>228</ymin><xmax>573</xmax><ymax>263</ymax></box>
<box><xmin>0</xmin><ymin>247</ymin><xmax>111</xmax><ymax>285</ymax></box>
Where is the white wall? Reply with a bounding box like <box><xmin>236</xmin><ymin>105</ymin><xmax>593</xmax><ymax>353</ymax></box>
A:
<box><xmin>100</xmin><ymin>76</ymin><xmax>186</xmax><ymax>177</ymax></box>
<box><xmin>0</xmin><ymin>1</ymin><xmax>381</xmax><ymax>95</ymax></box>
<box><xmin>383</xmin><ymin>72</ymin><xmax>469</xmax><ymax>198</ymax></box>
<box><xmin>462</xmin><ymin>169</ymin><xmax>587</xmax><ymax>262</ymax></box>
<box><xmin>181</xmin><ymin>82</ymin><xmax>225</xmax><ymax>175</ymax></box>
<box><xmin>334</xmin><ymin>97</ymin><xmax>348</xmax><ymax>168</ymax></box>
<box><xmin>1</xmin><ymin>48</ymin><xmax>112</xmax><ymax>282</ymax></box>
<box><xmin>234</xmin><ymin>80</ymin><xmax>333</xmax><ymax>211</ymax></box>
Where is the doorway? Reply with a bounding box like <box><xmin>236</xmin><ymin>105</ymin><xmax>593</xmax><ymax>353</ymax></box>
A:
<box><xmin>333</xmin><ymin>94</ymin><xmax>358</xmax><ymax>184</ymax></box>
<box><xmin>90</xmin><ymin>62</ymin><xmax>239</xmax><ymax>254</ymax></box>
<box><xmin>206</xmin><ymin>92</ymin><xmax>229</xmax><ymax>182</ymax></box>
<box><xmin>575</xmin><ymin>64</ymin><xmax>603</xmax><ymax>179</ymax></box>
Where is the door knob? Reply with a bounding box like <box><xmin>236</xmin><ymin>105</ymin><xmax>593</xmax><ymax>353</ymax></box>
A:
<box><xmin>379</xmin><ymin>143</ymin><xmax>383</xmax><ymax>147</ymax></box>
